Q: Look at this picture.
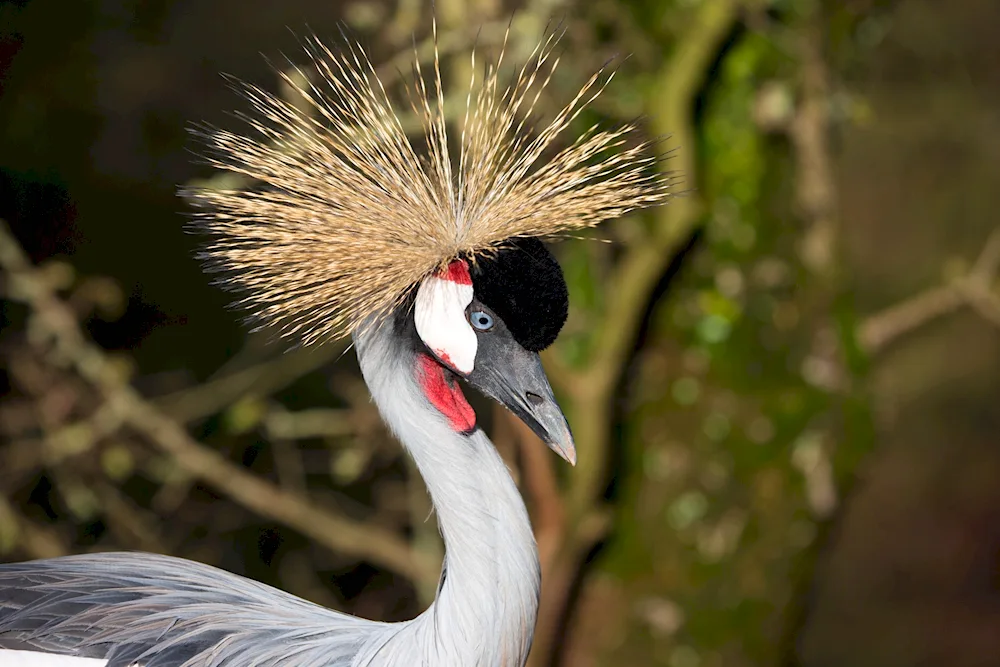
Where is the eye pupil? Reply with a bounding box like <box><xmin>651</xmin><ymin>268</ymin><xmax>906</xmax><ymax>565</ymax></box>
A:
<box><xmin>470</xmin><ymin>310</ymin><xmax>494</xmax><ymax>331</ymax></box>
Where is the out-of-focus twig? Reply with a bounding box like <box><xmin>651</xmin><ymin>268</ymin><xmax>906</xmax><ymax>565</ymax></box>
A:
<box><xmin>154</xmin><ymin>343</ymin><xmax>346</xmax><ymax>424</ymax></box>
<box><xmin>790</xmin><ymin>20</ymin><xmax>838</xmax><ymax>280</ymax></box>
<box><xmin>0</xmin><ymin>218</ymin><xmax>437</xmax><ymax>586</ymax></box>
<box><xmin>263</xmin><ymin>406</ymin><xmax>355</xmax><ymax>440</ymax></box>
<box><xmin>859</xmin><ymin>228</ymin><xmax>1000</xmax><ymax>354</ymax></box>
<box><xmin>92</xmin><ymin>481</ymin><xmax>170</xmax><ymax>553</ymax></box>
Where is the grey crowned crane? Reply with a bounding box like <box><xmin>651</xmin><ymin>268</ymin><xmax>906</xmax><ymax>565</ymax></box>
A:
<box><xmin>0</xmin><ymin>25</ymin><xmax>671</xmax><ymax>667</ymax></box>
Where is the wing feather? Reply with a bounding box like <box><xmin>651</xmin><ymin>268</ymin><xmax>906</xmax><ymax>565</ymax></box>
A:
<box><xmin>0</xmin><ymin>553</ymin><xmax>378</xmax><ymax>667</ymax></box>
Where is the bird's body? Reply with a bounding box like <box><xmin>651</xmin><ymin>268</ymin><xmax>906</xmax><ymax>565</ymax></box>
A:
<box><xmin>0</xmin><ymin>23</ymin><xmax>670</xmax><ymax>667</ymax></box>
<box><xmin>0</xmin><ymin>312</ymin><xmax>540</xmax><ymax>667</ymax></box>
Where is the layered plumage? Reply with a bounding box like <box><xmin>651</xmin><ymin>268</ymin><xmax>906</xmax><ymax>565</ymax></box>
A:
<box><xmin>189</xmin><ymin>23</ymin><xmax>671</xmax><ymax>344</ymax></box>
<box><xmin>0</xmin><ymin>553</ymin><xmax>375</xmax><ymax>666</ymax></box>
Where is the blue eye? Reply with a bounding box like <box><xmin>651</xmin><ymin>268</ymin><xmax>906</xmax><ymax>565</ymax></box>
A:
<box><xmin>469</xmin><ymin>310</ymin><xmax>494</xmax><ymax>331</ymax></box>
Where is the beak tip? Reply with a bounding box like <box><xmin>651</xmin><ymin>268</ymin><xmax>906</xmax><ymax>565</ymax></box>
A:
<box><xmin>554</xmin><ymin>440</ymin><xmax>577</xmax><ymax>466</ymax></box>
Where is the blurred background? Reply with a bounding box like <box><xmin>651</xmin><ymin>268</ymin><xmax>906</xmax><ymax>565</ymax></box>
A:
<box><xmin>2</xmin><ymin>0</ymin><xmax>999</xmax><ymax>665</ymax></box>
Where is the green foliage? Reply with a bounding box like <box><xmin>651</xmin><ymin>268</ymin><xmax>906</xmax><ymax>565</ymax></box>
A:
<box><xmin>593</xmin><ymin>16</ymin><xmax>874</xmax><ymax>667</ymax></box>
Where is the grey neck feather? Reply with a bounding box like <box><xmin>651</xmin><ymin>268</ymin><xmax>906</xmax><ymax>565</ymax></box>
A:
<box><xmin>353</xmin><ymin>320</ymin><xmax>541</xmax><ymax>667</ymax></box>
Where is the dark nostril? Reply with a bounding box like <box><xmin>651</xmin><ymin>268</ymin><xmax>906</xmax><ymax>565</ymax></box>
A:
<box><xmin>525</xmin><ymin>391</ymin><xmax>544</xmax><ymax>407</ymax></box>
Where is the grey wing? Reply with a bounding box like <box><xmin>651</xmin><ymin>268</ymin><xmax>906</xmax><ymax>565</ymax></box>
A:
<box><xmin>0</xmin><ymin>552</ymin><xmax>380</xmax><ymax>667</ymax></box>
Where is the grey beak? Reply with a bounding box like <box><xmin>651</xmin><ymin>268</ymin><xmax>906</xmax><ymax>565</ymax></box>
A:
<box><xmin>465</xmin><ymin>346</ymin><xmax>576</xmax><ymax>465</ymax></box>
<box><xmin>520</xmin><ymin>378</ymin><xmax>577</xmax><ymax>465</ymax></box>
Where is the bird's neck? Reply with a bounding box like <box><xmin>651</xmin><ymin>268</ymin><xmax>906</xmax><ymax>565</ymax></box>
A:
<box><xmin>354</xmin><ymin>323</ymin><xmax>540</xmax><ymax>667</ymax></box>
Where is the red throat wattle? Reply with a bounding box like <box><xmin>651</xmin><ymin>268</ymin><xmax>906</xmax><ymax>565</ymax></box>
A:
<box><xmin>417</xmin><ymin>353</ymin><xmax>476</xmax><ymax>433</ymax></box>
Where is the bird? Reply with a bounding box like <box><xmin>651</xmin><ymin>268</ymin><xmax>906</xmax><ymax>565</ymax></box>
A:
<box><xmin>0</xmin><ymin>22</ymin><xmax>671</xmax><ymax>667</ymax></box>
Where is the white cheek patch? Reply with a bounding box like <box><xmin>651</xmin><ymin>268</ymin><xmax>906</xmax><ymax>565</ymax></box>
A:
<box><xmin>414</xmin><ymin>260</ymin><xmax>477</xmax><ymax>375</ymax></box>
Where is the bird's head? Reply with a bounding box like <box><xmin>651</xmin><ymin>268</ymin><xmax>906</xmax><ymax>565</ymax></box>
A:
<box><xmin>411</xmin><ymin>238</ymin><xmax>575</xmax><ymax>464</ymax></box>
<box><xmin>190</xmin><ymin>31</ymin><xmax>672</xmax><ymax>468</ymax></box>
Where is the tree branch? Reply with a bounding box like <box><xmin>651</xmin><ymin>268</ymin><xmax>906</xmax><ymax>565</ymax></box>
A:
<box><xmin>0</xmin><ymin>219</ymin><xmax>438</xmax><ymax>585</ymax></box>
<box><xmin>569</xmin><ymin>0</ymin><xmax>740</xmax><ymax>524</ymax></box>
<box><xmin>858</xmin><ymin>229</ymin><xmax>1000</xmax><ymax>354</ymax></box>
<box><xmin>530</xmin><ymin>3</ymin><xmax>743</xmax><ymax>665</ymax></box>
<box><xmin>153</xmin><ymin>343</ymin><xmax>346</xmax><ymax>424</ymax></box>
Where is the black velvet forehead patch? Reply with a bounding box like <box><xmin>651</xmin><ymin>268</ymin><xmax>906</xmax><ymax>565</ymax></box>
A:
<box><xmin>470</xmin><ymin>238</ymin><xmax>569</xmax><ymax>352</ymax></box>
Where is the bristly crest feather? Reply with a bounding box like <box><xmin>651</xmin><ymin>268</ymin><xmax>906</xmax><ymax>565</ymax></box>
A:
<box><xmin>188</xmin><ymin>22</ymin><xmax>673</xmax><ymax>345</ymax></box>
